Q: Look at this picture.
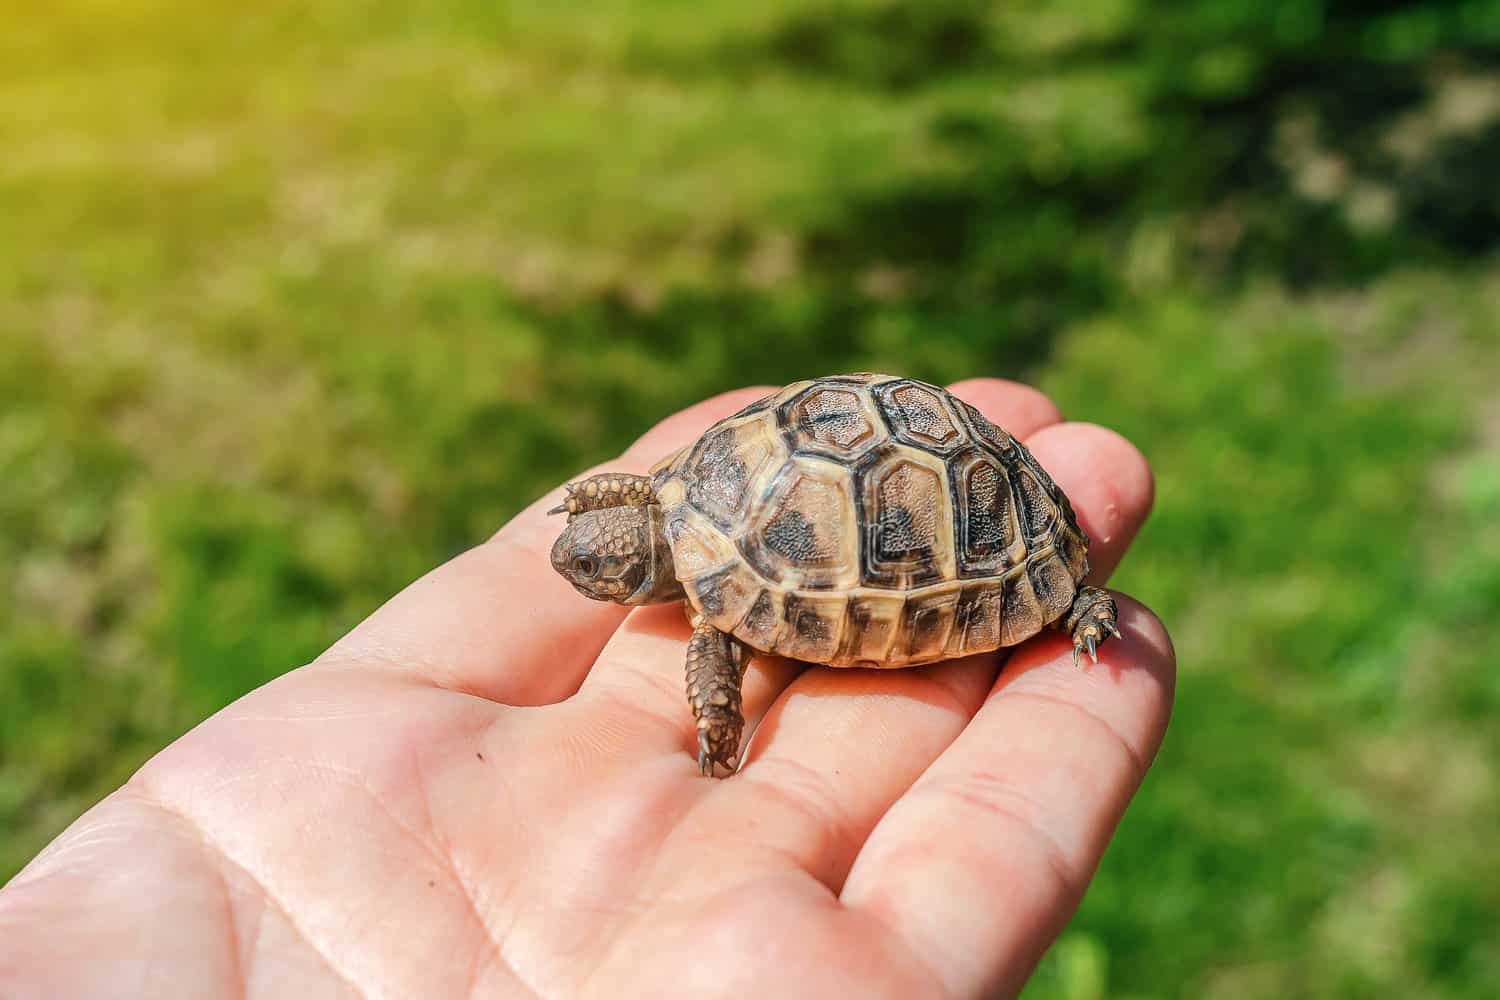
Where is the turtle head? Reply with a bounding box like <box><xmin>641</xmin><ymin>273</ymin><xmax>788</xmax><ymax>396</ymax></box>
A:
<box><xmin>550</xmin><ymin>505</ymin><xmax>683</xmax><ymax>605</ymax></box>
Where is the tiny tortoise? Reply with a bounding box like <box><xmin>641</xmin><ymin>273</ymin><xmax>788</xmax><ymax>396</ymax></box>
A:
<box><xmin>550</xmin><ymin>374</ymin><xmax>1118</xmax><ymax>775</ymax></box>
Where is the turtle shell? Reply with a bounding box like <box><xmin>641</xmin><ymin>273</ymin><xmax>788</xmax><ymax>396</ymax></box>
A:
<box><xmin>651</xmin><ymin>374</ymin><xmax>1090</xmax><ymax>667</ymax></box>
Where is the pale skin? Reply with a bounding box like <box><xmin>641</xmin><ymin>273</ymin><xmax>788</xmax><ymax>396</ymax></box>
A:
<box><xmin>0</xmin><ymin>379</ymin><xmax>1171</xmax><ymax>999</ymax></box>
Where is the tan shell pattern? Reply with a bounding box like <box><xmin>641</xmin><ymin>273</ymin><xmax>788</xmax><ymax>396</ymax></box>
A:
<box><xmin>652</xmin><ymin>374</ymin><xmax>1090</xmax><ymax>667</ymax></box>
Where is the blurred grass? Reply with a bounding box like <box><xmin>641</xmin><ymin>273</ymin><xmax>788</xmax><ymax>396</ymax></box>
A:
<box><xmin>3</xmin><ymin>1</ymin><xmax>1499</xmax><ymax>996</ymax></box>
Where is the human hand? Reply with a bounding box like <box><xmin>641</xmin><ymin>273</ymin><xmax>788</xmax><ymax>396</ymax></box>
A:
<box><xmin>0</xmin><ymin>379</ymin><xmax>1172</xmax><ymax>999</ymax></box>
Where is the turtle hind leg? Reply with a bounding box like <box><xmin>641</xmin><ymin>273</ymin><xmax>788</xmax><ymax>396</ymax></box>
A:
<box><xmin>548</xmin><ymin>473</ymin><xmax>655</xmax><ymax>519</ymax></box>
<box><xmin>685</xmin><ymin>620</ymin><xmax>749</xmax><ymax>777</ymax></box>
<box><xmin>1062</xmin><ymin>586</ymin><xmax>1120</xmax><ymax>667</ymax></box>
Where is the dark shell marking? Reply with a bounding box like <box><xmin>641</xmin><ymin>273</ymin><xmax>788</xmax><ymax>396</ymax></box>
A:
<box><xmin>788</xmin><ymin>386</ymin><xmax>878</xmax><ymax>455</ymax></box>
<box><xmin>860</xmin><ymin>455</ymin><xmax>946</xmax><ymax>588</ymax></box>
<box><xmin>656</xmin><ymin>374</ymin><xmax>1091</xmax><ymax>666</ymax></box>
<box><xmin>950</xmin><ymin>448</ymin><xmax>1017</xmax><ymax>577</ymax></box>
<box><xmin>742</xmin><ymin>463</ymin><xmax>857</xmax><ymax>589</ymax></box>
<box><xmin>681</xmin><ymin>422</ymin><xmax>778</xmax><ymax>530</ymax></box>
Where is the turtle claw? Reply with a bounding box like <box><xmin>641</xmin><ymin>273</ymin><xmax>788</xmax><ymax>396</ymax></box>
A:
<box><xmin>1064</xmin><ymin>586</ymin><xmax>1117</xmax><ymax>669</ymax></box>
<box><xmin>697</xmin><ymin>729</ymin><xmax>737</xmax><ymax>778</ymax></box>
<box><xmin>698</xmin><ymin>730</ymin><xmax>716</xmax><ymax>776</ymax></box>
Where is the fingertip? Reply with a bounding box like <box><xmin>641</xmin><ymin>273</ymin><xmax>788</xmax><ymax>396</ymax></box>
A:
<box><xmin>1113</xmin><ymin>593</ymin><xmax>1173</xmax><ymax>664</ymax></box>
<box><xmin>947</xmin><ymin>378</ymin><xmax>1063</xmax><ymax>438</ymax></box>
<box><xmin>1023</xmin><ymin>423</ymin><xmax>1154</xmax><ymax>581</ymax></box>
<box><xmin>1110</xmin><ymin>593</ymin><xmax>1176</xmax><ymax>711</ymax></box>
<box><xmin>1078</xmin><ymin>423</ymin><xmax>1156</xmax><ymax>524</ymax></box>
<box><xmin>997</xmin><ymin>590</ymin><xmax>1175</xmax><ymax>764</ymax></box>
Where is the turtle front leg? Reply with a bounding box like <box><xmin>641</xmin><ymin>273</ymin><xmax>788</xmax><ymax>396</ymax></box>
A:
<box><xmin>548</xmin><ymin>473</ymin><xmax>655</xmax><ymax>519</ymax></box>
<box><xmin>685</xmin><ymin>619</ymin><xmax>749</xmax><ymax>777</ymax></box>
<box><xmin>1062</xmin><ymin>586</ymin><xmax>1121</xmax><ymax>667</ymax></box>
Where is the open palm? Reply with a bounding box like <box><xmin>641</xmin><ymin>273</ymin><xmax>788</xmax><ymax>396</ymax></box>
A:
<box><xmin>0</xmin><ymin>379</ymin><xmax>1172</xmax><ymax>999</ymax></box>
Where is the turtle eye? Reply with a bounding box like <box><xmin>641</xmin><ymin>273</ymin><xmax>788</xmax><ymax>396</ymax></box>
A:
<box><xmin>572</xmin><ymin>555</ymin><xmax>599</xmax><ymax>578</ymax></box>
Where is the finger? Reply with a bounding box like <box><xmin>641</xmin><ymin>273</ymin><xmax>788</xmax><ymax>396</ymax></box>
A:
<box><xmin>1024</xmin><ymin>422</ymin><xmax>1154</xmax><ymax>582</ymax></box>
<box><xmin>945</xmin><ymin>377</ymin><xmax>1063</xmax><ymax>437</ymax></box>
<box><xmin>680</xmin><ymin>421</ymin><xmax>1153</xmax><ymax>892</ymax></box>
<box><xmin>567</xmin><ymin>379</ymin><xmax>1067</xmax><ymax>777</ymax></box>
<box><xmin>840</xmin><ymin>596</ymin><xmax>1174</xmax><ymax>999</ymax></box>
<box><xmin>319</xmin><ymin>387</ymin><xmax>776</xmax><ymax>705</ymax></box>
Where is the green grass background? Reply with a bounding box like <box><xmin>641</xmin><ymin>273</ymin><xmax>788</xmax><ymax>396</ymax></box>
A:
<box><xmin>3</xmin><ymin>1</ymin><xmax>1499</xmax><ymax>995</ymax></box>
